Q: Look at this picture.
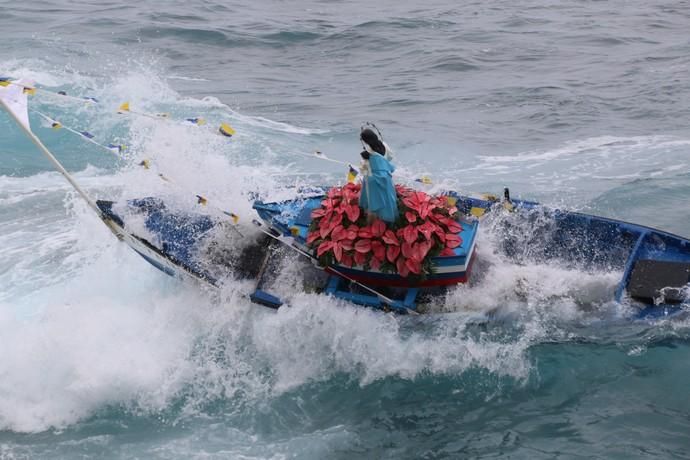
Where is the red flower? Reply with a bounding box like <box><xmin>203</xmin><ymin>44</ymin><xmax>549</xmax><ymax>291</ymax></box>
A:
<box><xmin>307</xmin><ymin>231</ymin><xmax>320</xmax><ymax>245</ymax></box>
<box><xmin>358</xmin><ymin>226</ymin><xmax>373</xmax><ymax>238</ymax></box>
<box><xmin>340</xmin><ymin>253</ymin><xmax>354</xmax><ymax>267</ymax></box>
<box><xmin>396</xmin><ymin>257</ymin><xmax>410</xmax><ymax>277</ymax></box>
<box><xmin>308</xmin><ymin>183</ymin><xmax>464</xmax><ymax>278</ymax></box>
<box><xmin>417</xmin><ymin>221</ymin><xmax>436</xmax><ymax>241</ymax></box>
<box><xmin>317</xmin><ymin>240</ymin><xmax>333</xmax><ymax>257</ymax></box>
<box><xmin>386</xmin><ymin>245</ymin><xmax>401</xmax><ymax>263</ymax></box>
<box><xmin>405</xmin><ymin>259</ymin><xmax>422</xmax><ymax>275</ymax></box>
<box><xmin>401</xmin><ymin>242</ymin><xmax>414</xmax><ymax>260</ymax></box>
<box><xmin>344</xmin><ymin>203</ymin><xmax>360</xmax><ymax>223</ymax></box>
<box><xmin>440</xmin><ymin>247</ymin><xmax>456</xmax><ymax>256</ymax></box>
<box><xmin>346</xmin><ymin>225</ymin><xmax>359</xmax><ymax>240</ymax></box>
<box><xmin>382</xmin><ymin>229</ymin><xmax>399</xmax><ymax>245</ymax></box>
<box><xmin>371</xmin><ymin>219</ymin><xmax>386</xmax><ymax>237</ymax></box>
<box><xmin>330</xmin><ymin>225</ymin><xmax>346</xmax><ymax>241</ymax></box>
<box><xmin>445</xmin><ymin>233</ymin><xmax>462</xmax><ymax>248</ymax></box>
<box><xmin>311</xmin><ymin>208</ymin><xmax>327</xmax><ymax>219</ymax></box>
<box><xmin>371</xmin><ymin>240</ymin><xmax>385</xmax><ymax>262</ymax></box>
<box><xmin>403</xmin><ymin>191</ymin><xmax>432</xmax><ymax>219</ymax></box>
<box><xmin>354</xmin><ymin>250</ymin><xmax>368</xmax><ymax>266</ymax></box>
<box><xmin>355</xmin><ymin>239</ymin><xmax>372</xmax><ymax>253</ymax></box>
<box><xmin>402</xmin><ymin>225</ymin><xmax>418</xmax><ymax>244</ymax></box>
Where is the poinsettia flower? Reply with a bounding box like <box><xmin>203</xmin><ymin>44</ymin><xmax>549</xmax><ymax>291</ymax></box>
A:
<box><xmin>317</xmin><ymin>240</ymin><xmax>333</xmax><ymax>257</ymax></box>
<box><xmin>396</xmin><ymin>257</ymin><xmax>410</xmax><ymax>277</ymax></box>
<box><xmin>444</xmin><ymin>220</ymin><xmax>462</xmax><ymax>234</ymax></box>
<box><xmin>445</xmin><ymin>233</ymin><xmax>462</xmax><ymax>248</ymax></box>
<box><xmin>417</xmin><ymin>221</ymin><xmax>436</xmax><ymax>241</ymax></box>
<box><xmin>440</xmin><ymin>247</ymin><xmax>456</xmax><ymax>256</ymax></box>
<box><xmin>428</xmin><ymin>212</ymin><xmax>443</xmax><ymax>223</ymax></box>
<box><xmin>401</xmin><ymin>242</ymin><xmax>414</xmax><ymax>260</ymax></box>
<box><xmin>344</xmin><ymin>182</ymin><xmax>360</xmax><ymax>193</ymax></box>
<box><xmin>386</xmin><ymin>245</ymin><xmax>400</xmax><ymax>263</ymax></box>
<box><xmin>354</xmin><ymin>250</ymin><xmax>368</xmax><ymax>266</ymax></box>
<box><xmin>330</xmin><ymin>225</ymin><xmax>346</xmax><ymax>242</ymax></box>
<box><xmin>340</xmin><ymin>253</ymin><xmax>354</xmax><ymax>267</ymax></box>
<box><xmin>355</xmin><ymin>239</ymin><xmax>372</xmax><ymax>253</ymax></box>
<box><xmin>311</xmin><ymin>208</ymin><xmax>327</xmax><ymax>219</ymax></box>
<box><xmin>332</xmin><ymin>239</ymin><xmax>355</xmax><ymax>262</ymax></box>
<box><xmin>371</xmin><ymin>240</ymin><xmax>385</xmax><ymax>261</ymax></box>
<box><xmin>307</xmin><ymin>231</ymin><xmax>320</xmax><ymax>245</ymax></box>
<box><xmin>413</xmin><ymin>241</ymin><xmax>431</xmax><ymax>262</ymax></box>
<box><xmin>403</xmin><ymin>191</ymin><xmax>432</xmax><ymax>218</ymax></box>
<box><xmin>402</xmin><ymin>225</ymin><xmax>418</xmax><ymax>244</ymax></box>
<box><xmin>322</xmin><ymin>197</ymin><xmax>337</xmax><ymax>211</ymax></box>
<box><xmin>434</xmin><ymin>227</ymin><xmax>446</xmax><ymax>243</ymax></box>
<box><xmin>319</xmin><ymin>214</ymin><xmax>343</xmax><ymax>238</ymax></box>
<box><xmin>311</xmin><ymin>183</ymin><xmax>465</xmax><ymax>278</ymax></box>
<box><xmin>346</xmin><ymin>225</ymin><xmax>359</xmax><ymax>240</ymax></box>
<box><xmin>319</xmin><ymin>223</ymin><xmax>332</xmax><ymax>239</ymax></box>
<box><xmin>382</xmin><ymin>229</ymin><xmax>399</xmax><ymax>246</ymax></box>
<box><xmin>405</xmin><ymin>258</ymin><xmax>422</xmax><ymax>275</ymax></box>
<box><xmin>371</xmin><ymin>219</ymin><xmax>386</xmax><ymax>237</ymax></box>
<box><xmin>344</xmin><ymin>203</ymin><xmax>360</xmax><ymax>222</ymax></box>
<box><xmin>358</xmin><ymin>226</ymin><xmax>373</xmax><ymax>238</ymax></box>
<box><xmin>332</xmin><ymin>243</ymin><xmax>343</xmax><ymax>261</ymax></box>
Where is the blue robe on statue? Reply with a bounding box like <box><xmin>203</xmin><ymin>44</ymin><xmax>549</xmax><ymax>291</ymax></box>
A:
<box><xmin>359</xmin><ymin>153</ymin><xmax>399</xmax><ymax>223</ymax></box>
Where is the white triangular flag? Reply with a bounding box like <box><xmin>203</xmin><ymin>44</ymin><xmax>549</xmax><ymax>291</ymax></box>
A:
<box><xmin>0</xmin><ymin>78</ymin><xmax>33</xmax><ymax>131</ymax></box>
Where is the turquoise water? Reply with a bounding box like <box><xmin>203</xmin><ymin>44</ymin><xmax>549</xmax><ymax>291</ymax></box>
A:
<box><xmin>2</xmin><ymin>1</ymin><xmax>690</xmax><ymax>458</ymax></box>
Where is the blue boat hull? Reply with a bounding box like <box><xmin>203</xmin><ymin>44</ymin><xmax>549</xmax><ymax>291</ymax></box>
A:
<box><xmin>97</xmin><ymin>189</ymin><xmax>690</xmax><ymax>314</ymax></box>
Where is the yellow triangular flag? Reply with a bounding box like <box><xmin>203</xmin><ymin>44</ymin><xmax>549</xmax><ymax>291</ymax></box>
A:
<box><xmin>218</xmin><ymin>122</ymin><xmax>235</xmax><ymax>137</ymax></box>
<box><xmin>118</xmin><ymin>102</ymin><xmax>130</xmax><ymax>113</ymax></box>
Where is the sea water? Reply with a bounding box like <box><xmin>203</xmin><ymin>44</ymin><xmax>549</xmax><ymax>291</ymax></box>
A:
<box><xmin>1</xmin><ymin>1</ymin><xmax>690</xmax><ymax>458</ymax></box>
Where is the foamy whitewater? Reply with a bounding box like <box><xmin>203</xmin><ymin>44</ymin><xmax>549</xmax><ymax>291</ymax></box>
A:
<box><xmin>2</xmin><ymin>1</ymin><xmax>690</xmax><ymax>458</ymax></box>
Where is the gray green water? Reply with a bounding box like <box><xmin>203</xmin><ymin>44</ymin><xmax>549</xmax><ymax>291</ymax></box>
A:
<box><xmin>2</xmin><ymin>1</ymin><xmax>690</xmax><ymax>458</ymax></box>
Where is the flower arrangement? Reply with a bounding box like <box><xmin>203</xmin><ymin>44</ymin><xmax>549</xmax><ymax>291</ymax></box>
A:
<box><xmin>306</xmin><ymin>183</ymin><xmax>462</xmax><ymax>277</ymax></box>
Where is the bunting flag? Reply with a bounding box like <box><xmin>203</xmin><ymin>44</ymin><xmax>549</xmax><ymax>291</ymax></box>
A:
<box><xmin>34</xmin><ymin>110</ymin><xmax>126</xmax><ymax>155</ymax></box>
<box><xmin>119</xmin><ymin>101</ymin><xmax>235</xmax><ymax>138</ymax></box>
<box><xmin>3</xmin><ymin>77</ymin><xmax>245</xmax><ymax>227</ymax></box>
<box><xmin>218</xmin><ymin>122</ymin><xmax>235</xmax><ymax>137</ymax></box>
<box><xmin>3</xmin><ymin>80</ymin><xmax>235</xmax><ymax>139</ymax></box>
<box><xmin>0</xmin><ymin>78</ymin><xmax>32</xmax><ymax>131</ymax></box>
<box><xmin>415</xmin><ymin>176</ymin><xmax>433</xmax><ymax>185</ymax></box>
<box><xmin>185</xmin><ymin>117</ymin><xmax>206</xmax><ymax>125</ymax></box>
<box><xmin>107</xmin><ymin>143</ymin><xmax>126</xmax><ymax>154</ymax></box>
<box><xmin>223</xmin><ymin>211</ymin><xmax>240</xmax><ymax>224</ymax></box>
<box><xmin>347</xmin><ymin>164</ymin><xmax>358</xmax><ymax>183</ymax></box>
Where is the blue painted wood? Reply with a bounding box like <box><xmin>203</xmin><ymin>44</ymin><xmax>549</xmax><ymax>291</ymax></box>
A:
<box><xmin>615</xmin><ymin>231</ymin><xmax>648</xmax><ymax>302</ymax></box>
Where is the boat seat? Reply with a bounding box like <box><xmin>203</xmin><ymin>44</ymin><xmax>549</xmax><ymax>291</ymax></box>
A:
<box><xmin>628</xmin><ymin>259</ymin><xmax>690</xmax><ymax>303</ymax></box>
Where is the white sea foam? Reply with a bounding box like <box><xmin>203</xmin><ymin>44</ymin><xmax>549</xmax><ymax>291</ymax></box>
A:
<box><xmin>1</xmin><ymin>65</ymin><xmax>681</xmax><ymax>436</ymax></box>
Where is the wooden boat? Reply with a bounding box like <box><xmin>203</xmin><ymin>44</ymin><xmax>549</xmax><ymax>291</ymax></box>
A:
<box><xmin>252</xmin><ymin>190</ymin><xmax>479</xmax><ymax>312</ymax></box>
<box><xmin>95</xmin><ymin>188</ymin><xmax>690</xmax><ymax>317</ymax></box>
